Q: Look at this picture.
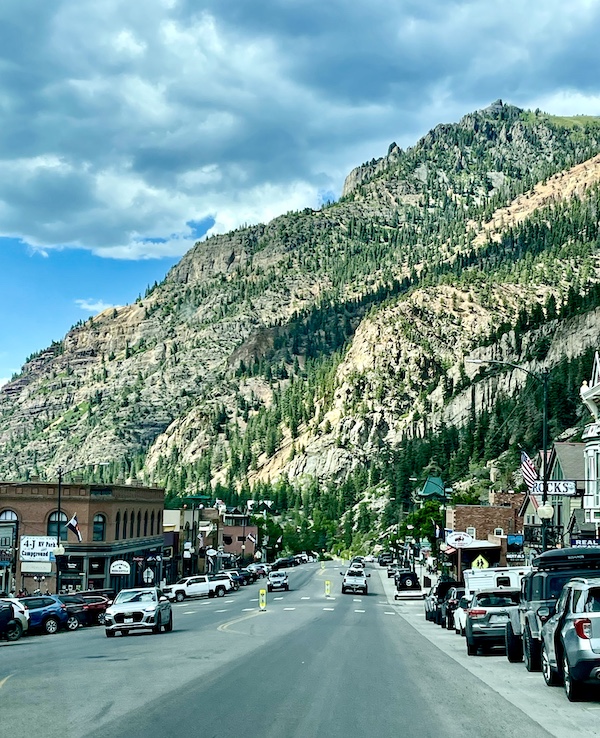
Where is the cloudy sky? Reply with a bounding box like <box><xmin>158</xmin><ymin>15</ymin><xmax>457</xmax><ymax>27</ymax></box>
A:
<box><xmin>1</xmin><ymin>0</ymin><xmax>600</xmax><ymax>384</ymax></box>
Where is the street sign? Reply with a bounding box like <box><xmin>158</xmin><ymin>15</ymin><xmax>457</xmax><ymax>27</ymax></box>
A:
<box><xmin>446</xmin><ymin>532</ymin><xmax>474</xmax><ymax>548</ymax></box>
<box><xmin>259</xmin><ymin>589</ymin><xmax>267</xmax><ymax>611</ymax></box>
<box><xmin>109</xmin><ymin>560</ymin><xmax>131</xmax><ymax>575</ymax></box>
<box><xmin>472</xmin><ymin>555</ymin><xmax>489</xmax><ymax>569</ymax></box>
<box><xmin>143</xmin><ymin>567</ymin><xmax>154</xmax><ymax>583</ymax></box>
<box><xmin>531</xmin><ymin>480</ymin><xmax>577</xmax><ymax>496</ymax></box>
<box><xmin>20</xmin><ymin>536</ymin><xmax>58</xmax><ymax>563</ymax></box>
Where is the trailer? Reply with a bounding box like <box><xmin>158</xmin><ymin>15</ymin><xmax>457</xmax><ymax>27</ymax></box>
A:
<box><xmin>463</xmin><ymin>566</ymin><xmax>532</xmax><ymax>598</ymax></box>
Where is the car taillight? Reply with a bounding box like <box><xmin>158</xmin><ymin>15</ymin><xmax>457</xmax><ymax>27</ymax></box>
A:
<box><xmin>60</xmin><ymin>604</ymin><xmax>67</xmax><ymax>610</ymax></box>
<box><xmin>574</xmin><ymin>618</ymin><xmax>592</xmax><ymax>640</ymax></box>
<box><xmin>468</xmin><ymin>609</ymin><xmax>486</xmax><ymax>619</ymax></box>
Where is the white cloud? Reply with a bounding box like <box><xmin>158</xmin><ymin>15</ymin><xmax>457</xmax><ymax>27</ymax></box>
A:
<box><xmin>0</xmin><ymin>1</ymin><xmax>599</xmax><ymax>261</ymax></box>
<box><xmin>75</xmin><ymin>299</ymin><xmax>119</xmax><ymax>314</ymax></box>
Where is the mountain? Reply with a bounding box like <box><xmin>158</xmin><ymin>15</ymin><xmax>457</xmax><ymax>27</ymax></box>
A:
<box><xmin>3</xmin><ymin>101</ymin><xmax>600</xmax><ymax>523</ymax></box>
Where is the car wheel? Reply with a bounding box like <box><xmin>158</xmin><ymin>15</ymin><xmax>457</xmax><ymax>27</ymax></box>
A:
<box><xmin>97</xmin><ymin>613</ymin><xmax>106</xmax><ymax>625</ymax></box>
<box><xmin>285</xmin><ymin>585</ymin><xmax>289</xmax><ymax>591</ymax></box>
<box><xmin>44</xmin><ymin>617</ymin><xmax>60</xmax><ymax>635</ymax></box>
<box><xmin>5</xmin><ymin>621</ymin><xmax>22</xmax><ymax>641</ymax></box>
<box><xmin>216</xmin><ymin>587</ymin><xmax>225</xmax><ymax>598</ymax></box>
<box><xmin>524</xmin><ymin>626</ymin><xmax>541</xmax><ymax>672</ymax></box>
<box><xmin>505</xmin><ymin>622</ymin><xmax>523</xmax><ymax>663</ymax></box>
<box><xmin>341</xmin><ymin>587</ymin><xmax>346</xmax><ymax>594</ymax></box>
<box><xmin>467</xmin><ymin>638</ymin><xmax>478</xmax><ymax>656</ymax></box>
<box><xmin>563</xmin><ymin>652</ymin><xmax>586</xmax><ymax>701</ymax></box>
<box><xmin>542</xmin><ymin>643</ymin><xmax>561</xmax><ymax>686</ymax></box>
<box><xmin>164</xmin><ymin>613</ymin><xmax>173</xmax><ymax>632</ymax></box>
<box><xmin>105</xmin><ymin>629</ymin><xmax>115</xmax><ymax>638</ymax></box>
<box><xmin>175</xmin><ymin>591</ymin><xmax>185</xmax><ymax>602</ymax></box>
<box><xmin>153</xmin><ymin>618</ymin><xmax>162</xmax><ymax>634</ymax></box>
<box><xmin>66</xmin><ymin>615</ymin><xmax>80</xmax><ymax>631</ymax></box>
<box><xmin>268</xmin><ymin>586</ymin><xmax>273</xmax><ymax>592</ymax></box>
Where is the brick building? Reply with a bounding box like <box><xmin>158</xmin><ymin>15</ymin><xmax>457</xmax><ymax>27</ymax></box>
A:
<box><xmin>0</xmin><ymin>479</ymin><xmax>164</xmax><ymax>593</ymax></box>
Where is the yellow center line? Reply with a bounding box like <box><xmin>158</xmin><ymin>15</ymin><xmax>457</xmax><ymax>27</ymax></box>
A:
<box><xmin>217</xmin><ymin>609</ymin><xmax>264</xmax><ymax>634</ymax></box>
<box><xmin>0</xmin><ymin>674</ymin><xmax>14</xmax><ymax>690</ymax></box>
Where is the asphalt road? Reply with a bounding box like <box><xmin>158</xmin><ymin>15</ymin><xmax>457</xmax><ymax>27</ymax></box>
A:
<box><xmin>0</xmin><ymin>563</ymin><xmax>597</xmax><ymax>737</ymax></box>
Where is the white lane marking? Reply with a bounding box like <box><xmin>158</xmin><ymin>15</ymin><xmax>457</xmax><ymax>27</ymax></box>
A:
<box><xmin>283</xmin><ymin>607</ymin><xmax>296</xmax><ymax>611</ymax></box>
<box><xmin>353</xmin><ymin>599</ymin><xmax>362</xmax><ymax>602</ymax></box>
<box><xmin>301</xmin><ymin>597</ymin><xmax>310</xmax><ymax>600</ymax></box>
<box><xmin>215</xmin><ymin>610</ymin><xmax>229</xmax><ymax>613</ymax></box>
<box><xmin>250</xmin><ymin>598</ymin><xmax>258</xmax><ymax>602</ymax></box>
<box><xmin>242</xmin><ymin>608</ymin><xmax>254</xmax><ymax>612</ymax></box>
<box><xmin>183</xmin><ymin>611</ymin><xmax>196</xmax><ymax>614</ymax></box>
<box><xmin>354</xmin><ymin>610</ymin><xmax>365</xmax><ymax>613</ymax></box>
<box><xmin>323</xmin><ymin>608</ymin><xmax>335</xmax><ymax>611</ymax></box>
<box><xmin>384</xmin><ymin>612</ymin><xmax>395</xmax><ymax>615</ymax></box>
<box><xmin>274</xmin><ymin>597</ymin><xmax>284</xmax><ymax>600</ymax></box>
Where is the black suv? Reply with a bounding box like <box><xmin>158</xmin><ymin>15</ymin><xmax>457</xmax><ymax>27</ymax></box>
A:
<box><xmin>505</xmin><ymin>546</ymin><xmax>600</xmax><ymax>671</ymax></box>
<box><xmin>439</xmin><ymin>586</ymin><xmax>466</xmax><ymax>629</ymax></box>
<box><xmin>426</xmin><ymin>580</ymin><xmax>460</xmax><ymax>624</ymax></box>
<box><xmin>56</xmin><ymin>594</ymin><xmax>90</xmax><ymax>629</ymax></box>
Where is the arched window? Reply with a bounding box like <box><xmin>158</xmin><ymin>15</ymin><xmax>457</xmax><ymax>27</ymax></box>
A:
<box><xmin>93</xmin><ymin>514</ymin><xmax>106</xmax><ymax>542</ymax></box>
<box><xmin>0</xmin><ymin>510</ymin><xmax>17</xmax><ymax>521</ymax></box>
<box><xmin>144</xmin><ymin>511</ymin><xmax>148</xmax><ymax>537</ymax></box>
<box><xmin>48</xmin><ymin>511</ymin><xmax>68</xmax><ymax>541</ymax></box>
<box><xmin>115</xmin><ymin>511</ymin><xmax>121</xmax><ymax>541</ymax></box>
<box><xmin>136</xmin><ymin>510</ymin><xmax>141</xmax><ymax>538</ymax></box>
<box><xmin>129</xmin><ymin>511</ymin><xmax>134</xmax><ymax>538</ymax></box>
<box><xmin>150</xmin><ymin>511</ymin><xmax>155</xmax><ymax>536</ymax></box>
<box><xmin>123</xmin><ymin>511</ymin><xmax>128</xmax><ymax>540</ymax></box>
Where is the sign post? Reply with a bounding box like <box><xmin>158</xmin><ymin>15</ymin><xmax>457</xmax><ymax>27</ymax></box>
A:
<box><xmin>445</xmin><ymin>532</ymin><xmax>474</xmax><ymax>581</ymax></box>
<box><xmin>259</xmin><ymin>588</ymin><xmax>267</xmax><ymax>611</ymax></box>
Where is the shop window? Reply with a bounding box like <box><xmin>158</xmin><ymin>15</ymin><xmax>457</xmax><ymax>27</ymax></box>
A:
<box><xmin>93</xmin><ymin>514</ymin><xmax>106</xmax><ymax>542</ymax></box>
<box><xmin>47</xmin><ymin>511</ymin><xmax>68</xmax><ymax>541</ymax></box>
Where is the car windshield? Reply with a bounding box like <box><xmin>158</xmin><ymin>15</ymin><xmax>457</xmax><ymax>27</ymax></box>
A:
<box><xmin>114</xmin><ymin>590</ymin><xmax>157</xmax><ymax>605</ymax></box>
<box><xmin>475</xmin><ymin>592</ymin><xmax>519</xmax><ymax>607</ymax></box>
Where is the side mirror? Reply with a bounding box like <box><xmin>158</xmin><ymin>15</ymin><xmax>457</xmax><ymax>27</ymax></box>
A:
<box><xmin>366</xmin><ymin>573</ymin><xmax>371</xmax><ymax>578</ymax></box>
<box><xmin>159</xmin><ymin>596</ymin><xmax>168</xmax><ymax>603</ymax></box>
<box><xmin>107</xmin><ymin>601</ymin><xmax>113</xmax><ymax>606</ymax></box>
<box><xmin>340</xmin><ymin>572</ymin><xmax>344</xmax><ymax>576</ymax></box>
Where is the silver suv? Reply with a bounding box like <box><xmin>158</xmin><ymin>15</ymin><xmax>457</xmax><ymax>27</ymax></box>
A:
<box><xmin>541</xmin><ymin>577</ymin><xmax>600</xmax><ymax>701</ymax></box>
<box><xmin>104</xmin><ymin>587</ymin><xmax>172</xmax><ymax>637</ymax></box>
<box><xmin>267</xmin><ymin>571</ymin><xmax>289</xmax><ymax>592</ymax></box>
<box><xmin>465</xmin><ymin>588</ymin><xmax>520</xmax><ymax>655</ymax></box>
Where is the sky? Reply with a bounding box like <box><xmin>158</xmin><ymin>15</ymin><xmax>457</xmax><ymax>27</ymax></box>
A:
<box><xmin>2</xmin><ymin>0</ymin><xmax>600</xmax><ymax>384</ymax></box>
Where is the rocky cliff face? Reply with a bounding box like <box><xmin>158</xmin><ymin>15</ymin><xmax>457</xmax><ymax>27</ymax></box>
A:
<box><xmin>2</xmin><ymin>102</ymin><xmax>600</xmax><ymax>495</ymax></box>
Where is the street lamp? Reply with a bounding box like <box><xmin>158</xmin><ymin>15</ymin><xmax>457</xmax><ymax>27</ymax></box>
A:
<box><xmin>466</xmin><ymin>358</ymin><xmax>552</xmax><ymax>551</ymax></box>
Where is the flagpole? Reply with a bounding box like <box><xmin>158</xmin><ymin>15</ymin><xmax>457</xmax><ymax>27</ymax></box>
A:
<box><xmin>56</xmin><ymin>466</ymin><xmax>63</xmax><ymax>594</ymax></box>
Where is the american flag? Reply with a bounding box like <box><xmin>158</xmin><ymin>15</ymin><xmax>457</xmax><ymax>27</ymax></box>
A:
<box><xmin>521</xmin><ymin>450</ymin><xmax>539</xmax><ymax>491</ymax></box>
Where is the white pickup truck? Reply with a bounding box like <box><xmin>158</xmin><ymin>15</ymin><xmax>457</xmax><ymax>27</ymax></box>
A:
<box><xmin>163</xmin><ymin>575</ymin><xmax>230</xmax><ymax>602</ymax></box>
<box><xmin>340</xmin><ymin>568</ymin><xmax>369</xmax><ymax>595</ymax></box>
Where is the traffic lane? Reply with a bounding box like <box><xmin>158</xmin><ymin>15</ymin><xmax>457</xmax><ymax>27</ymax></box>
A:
<box><xmin>395</xmin><ymin>598</ymin><xmax>600</xmax><ymax>738</ymax></box>
<box><xmin>0</xmin><ymin>573</ymin><xmax>331</xmax><ymax>736</ymax></box>
<box><xmin>86</xmin><ymin>587</ymin><xmax>551</xmax><ymax>738</ymax></box>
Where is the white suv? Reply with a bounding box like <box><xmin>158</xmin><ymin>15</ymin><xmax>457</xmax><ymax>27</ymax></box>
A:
<box><xmin>267</xmin><ymin>571</ymin><xmax>289</xmax><ymax>592</ymax></box>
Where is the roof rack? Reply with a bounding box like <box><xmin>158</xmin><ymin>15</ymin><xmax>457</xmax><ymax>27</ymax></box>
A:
<box><xmin>533</xmin><ymin>546</ymin><xmax>600</xmax><ymax>571</ymax></box>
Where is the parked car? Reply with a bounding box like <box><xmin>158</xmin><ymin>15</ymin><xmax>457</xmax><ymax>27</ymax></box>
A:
<box><xmin>541</xmin><ymin>576</ymin><xmax>600</xmax><ymax>701</ymax></box>
<box><xmin>378</xmin><ymin>553</ymin><xmax>393</xmax><ymax>567</ymax></box>
<box><xmin>271</xmin><ymin>557</ymin><xmax>296</xmax><ymax>571</ymax></box>
<box><xmin>56</xmin><ymin>593</ymin><xmax>90</xmax><ymax>629</ymax></box>
<box><xmin>267</xmin><ymin>571</ymin><xmax>289</xmax><ymax>592</ymax></box>
<box><xmin>394</xmin><ymin>571</ymin><xmax>424</xmax><ymax>600</ymax></box>
<box><xmin>425</xmin><ymin>580</ymin><xmax>460</xmax><ymax>624</ymax></box>
<box><xmin>440</xmin><ymin>587</ymin><xmax>466</xmax><ymax>630</ymax></box>
<box><xmin>453</xmin><ymin>595</ymin><xmax>471</xmax><ymax>636</ymax></box>
<box><xmin>104</xmin><ymin>587</ymin><xmax>172</xmax><ymax>637</ymax></box>
<box><xmin>80</xmin><ymin>594</ymin><xmax>110</xmax><ymax>625</ymax></box>
<box><xmin>18</xmin><ymin>595</ymin><xmax>70</xmax><ymax>634</ymax></box>
<box><xmin>387</xmin><ymin>563</ymin><xmax>401</xmax><ymax>578</ymax></box>
<box><xmin>465</xmin><ymin>588</ymin><xmax>520</xmax><ymax>655</ymax></box>
<box><xmin>0</xmin><ymin>597</ymin><xmax>29</xmax><ymax>634</ymax></box>
<box><xmin>246</xmin><ymin>563</ymin><xmax>267</xmax><ymax>578</ymax></box>
<box><xmin>0</xmin><ymin>601</ymin><xmax>24</xmax><ymax>641</ymax></box>
<box><xmin>209</xmin><ymin>573</ymin><xmax>237</xmax><ymax>593</ymax></box>
<box><xmin>505</xmin><ymin>546</ymin><xmax>600</xmax><ymax>670</ymax></box>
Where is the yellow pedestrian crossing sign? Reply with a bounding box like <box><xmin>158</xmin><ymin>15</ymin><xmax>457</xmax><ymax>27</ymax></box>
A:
<box><xmin>259</xmin><ymin>589</ymin><xmax>267</xmax><ymax>610</ymax></box>
<box><xmin>325</xmin><ymin>580</ymin><xmax>331</xmax><ymax>597</ymax></box>
<box><xmin>473</xmin><ymin>555</ymin><xmax>489</xmax><ymax>569</ymax></box>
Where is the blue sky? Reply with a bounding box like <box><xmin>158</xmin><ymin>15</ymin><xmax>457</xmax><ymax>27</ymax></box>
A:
<box><xmin>2</xmin><ymin>0</ymin><xmax>600</xmax><ymax>383</ymax></box>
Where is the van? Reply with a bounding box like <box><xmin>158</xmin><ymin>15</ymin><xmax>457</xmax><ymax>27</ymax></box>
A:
<box><xmin>463</xmin><ymin>566</ymin><xmax>532</xmax><ymax>598</ymax></box>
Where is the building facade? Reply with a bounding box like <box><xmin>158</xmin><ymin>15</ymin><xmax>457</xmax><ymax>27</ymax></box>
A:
<box><xmin>0</xmin><ymin>479</ymin><xmax>164</xmax><ymax>593</ymax></box>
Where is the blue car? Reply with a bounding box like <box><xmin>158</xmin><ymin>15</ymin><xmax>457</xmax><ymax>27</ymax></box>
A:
<box><xmin>18</xmin><ymin>595</ymin><xmax>70</xmax><ymax>634</ymax></box>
